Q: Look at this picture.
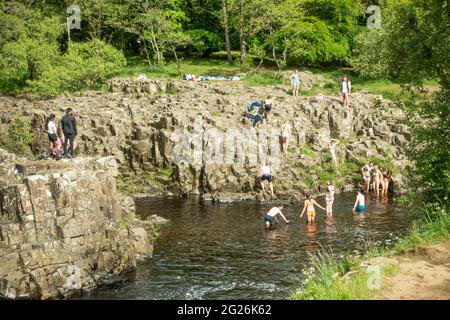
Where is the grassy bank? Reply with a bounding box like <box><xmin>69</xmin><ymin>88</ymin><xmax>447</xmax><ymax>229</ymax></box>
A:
<box><xmin>290</xmin><ymin>200</ymin><xmax>450</xmax><ymax>300</ymax></box>
<box><xmin>115</xmin><ymin>56</ymin><xmax>439</xmax><ymax>102</ymax></box>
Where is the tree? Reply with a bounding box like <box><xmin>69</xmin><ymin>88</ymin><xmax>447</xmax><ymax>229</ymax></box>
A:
<box><xmin>221</xmin><ymin>0</ymin><xmax>233</xmax><ymax>64</ymax></box>
<box><xmin>0</xmin><ymin>112</ymin><xmax>34</xmax><ymax>155</ymax></box>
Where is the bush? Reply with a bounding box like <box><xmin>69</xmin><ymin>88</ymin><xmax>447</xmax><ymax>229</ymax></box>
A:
<box><xmin>0</xmin><ymin>112</ymin><xmax>34</xmax><ymax>155</ymax></box>
<box><xmin>26</xmin><ymin>39</ymin><xmax>126</xmax><ymax>97</ymax></box>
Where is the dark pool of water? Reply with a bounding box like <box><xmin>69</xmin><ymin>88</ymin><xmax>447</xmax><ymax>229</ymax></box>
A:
<box><xmin>86</xmin><ymin>193</ymin><xmax>412</xmax><ymax>300</ymax></box>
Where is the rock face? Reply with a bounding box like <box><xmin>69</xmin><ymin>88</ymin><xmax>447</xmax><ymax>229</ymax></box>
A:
<box><xmin>0</xmin><ymin>149</ymin><xmax>155</xmax><ymax>299</ymax></box>
<box><xmin>0</xmin><ymin>76</ymin><xmax>411</xmax><ymax>201</ymax></box>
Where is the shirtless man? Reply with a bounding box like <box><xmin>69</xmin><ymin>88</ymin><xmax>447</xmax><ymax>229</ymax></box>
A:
<box><xmin>260</xmin><ymin>163</ymin><xmax>274</xmax><ymax>197</ymax></box>
<box><xmin>264</xmin><ymin>206</ymin><xmax>290</xmax><ymax>229</ymax></box>
<box><xmin>353</xmin><ymin>189</ymin><xmax>366</xmax><ymax>213</ymax></box>
<box><xmin>280</xmin><ymin>120</ymin><xmax>292</xmax><ymax>154</ymax></box>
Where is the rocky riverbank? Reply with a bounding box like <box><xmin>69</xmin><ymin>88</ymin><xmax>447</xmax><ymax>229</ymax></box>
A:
<box><xmin>0</xmin><ymin>75</ymin><xmax>411</xmax><ymax>202</ymax></box>
<box><xmin>0</xmin><ymin>148</ymin><xmax>162</xmax><ymax>299</ymax></box>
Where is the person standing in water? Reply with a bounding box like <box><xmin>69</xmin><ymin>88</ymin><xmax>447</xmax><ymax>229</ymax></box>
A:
<box><xmin>260</xmin><ymin>163</ymin><xmax>274</xmax><ymax>197</ymax></box>
<box><xmin>339</xmin><ymin>76</ymin><xmax>351</xmax><ymax>107</ymax></box>
<box><xmin>280</xmin><ymin>120</ymin><xmax>292</xmax><ymax>154</ymax></box>
<box><xmin>325</xmin><ymin>181</ymin><xmax>335</xmax><ymax>216</ymax></box>
<box><xmin>290</xmin><ymin>70</ymin><xmax>301</xmax><ymax>98</ymax></box>
<box><xmin>372</xmin><ymin>165</ymin><xmax>383</xmax><ymax>198</ymax></box>
<box><xmin>329</xmin><ymin>139</ymin><xmax>339</xmax><ymax>166</ymax></box>
<box><xmin>352</xmin><ymin>189</ymin><xmax>366</xmax><ymax>213</ymax></box>
<box><xmin>264</xmin><ymin>205</ymin><xmax>290</xmax><ymax>229</ymax></box>
<box><xmin>300</xmin><ymin>194</ymin><xmax>326</xmax><ymax>224</ymax></box>
<box><xmin>382</xmin><ymin>170</ymin><xmax>391</xmax><ymax>196</ymax></box>
<box><xmin>362</xmin><ymin>162</ymin><xmax>372</xmax><ymax>193</ymax></box>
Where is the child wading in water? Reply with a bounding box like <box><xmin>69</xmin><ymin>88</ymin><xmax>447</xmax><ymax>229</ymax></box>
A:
<box><xmin>353</xmin><ymin>189</ymin><xmax>366</xmax><ymax>213</ymax></box>
<box><xmin>264</xmin><ymin>206</ymin><xmax>290</xmax><ymax>229</ymax></box>
<box><xmin>300</xmin><ymin>194</ymin><xmax>326</xmax><ymax>223</ymax></box>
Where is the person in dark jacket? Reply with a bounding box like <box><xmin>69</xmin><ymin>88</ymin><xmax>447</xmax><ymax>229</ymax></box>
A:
<box><xmin>61</xmin><ymin>108</ymin><xmax>77</xmax><ymax>157</ymax></box>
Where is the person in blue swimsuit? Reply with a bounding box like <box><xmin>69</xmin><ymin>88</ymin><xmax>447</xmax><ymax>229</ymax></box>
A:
<box><xmin>352</xmin><ymin>189</ymin><xmax>366</xmax><ymax>213</ymax></box>
<box><xmin>290</xmin><ymin>70</ymin><xmax>301</xmax><ymax>98</ymax></box>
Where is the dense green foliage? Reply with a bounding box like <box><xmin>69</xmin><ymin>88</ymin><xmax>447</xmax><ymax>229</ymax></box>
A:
<box><xmin>0</xmin><ymin>112</ymin><xmax>34</xmax><ymax>155</ymax></box>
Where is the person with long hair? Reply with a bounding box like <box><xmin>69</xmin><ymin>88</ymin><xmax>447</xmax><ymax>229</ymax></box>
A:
<box><xmin>46</xmin><ymin>114</ymin><xmax>59</xmax><ymax>159</ymax></box>
<box><xmin>300</xmin><ymin>193</ymin><xmax>326</xmax><ymax>223</ymax></box>
<box><xmin>339</xmin><ymin>76</ymin><xmax>351</xmax><ymax>107</ymax></box>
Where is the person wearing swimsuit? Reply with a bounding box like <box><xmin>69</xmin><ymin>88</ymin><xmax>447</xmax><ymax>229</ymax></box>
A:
<box><xmin>280</xmin><ymin>120</ymin><xmax>292</xmax><ymax>154</ymax></box>
<box><xmin>325</xmin><ymin>181</ymin><xmax>335</xmax><ymax>216</ymax></box>
<box><xmin>329</xmin><ymin>139</ymin><xmax>339</xmax><ymax>166</ymax></box>
<box><xmin>362</xmin><ymin>163</ymin><xmax>372</xmax><ymax>193</ymax></box>
<box><xmin>372</xmin><ymin>165</ymin><xmax>383</xmax><ymax>198</ymax></box>
<box><xmin>300</xmin><ymin>193</ymin><xmax>325</xmax><ymax>224</ymax></box>
<box><xmin>383</xmin><ymin>170</ymin><xmax>391</xmax><ymax>196</ymax></box>
<box><xmin>353</xmin><ymin>189</ymin><xmax>366</xmax><ymax>213</ymax></box>
<box><xmin>291</xmin><ymin>70</ymin><xmax>301</xmax><ymax>98</ymax></box>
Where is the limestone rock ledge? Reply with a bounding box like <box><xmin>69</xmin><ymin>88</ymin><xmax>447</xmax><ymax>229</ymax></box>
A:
<box><xmin>0</xmin><ymin>148</ymin><xmax>155</xmax><ymax>299</ymax></box>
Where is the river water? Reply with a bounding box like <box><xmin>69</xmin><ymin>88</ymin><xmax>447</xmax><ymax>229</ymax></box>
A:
<box><xmin>87</xmin><ymin>193</ymin><xmax>412</xmax><ymax>300</ymax></box>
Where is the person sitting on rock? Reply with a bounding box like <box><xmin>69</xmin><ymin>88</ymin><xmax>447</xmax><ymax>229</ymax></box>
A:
<box><xmin>264</xmin><ymin>205</ymin><xmax>289</xmax><ymax>229</ymax></box>
<box><xmin>300</xmin><ymin>193</ymin><xmax>326</xmax><ymax>224</ymax></box>
<box><xmin>280</xmin><ymin>120</ymin><xmax>292</xmax><ymax>154</ymax></box>
<box><xmin>260</xmin><ymin>163</ymin><xmax>274</xmax><ymax>197</ymax></box>
<box><xmin>263</xmin><ymin>96</ymin><xmax>273</xmax><ymax>123</ymax></box>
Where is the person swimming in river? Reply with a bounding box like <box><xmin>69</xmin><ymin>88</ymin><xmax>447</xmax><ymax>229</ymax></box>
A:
<box><xmin>325</xmin><ymin>181</ymin><xmax>335</xmax><ymax>216</ymax></box>
<box><xmin>352</xmin><ymin>189</ymin><xmax>366</xmax><ymax>213</ymax></box>
<box><xmin>300</xmin><ymin>194</ymin><xmax>326</xmax><ymax>224</ymax></box>
<box><xmin>264</xmin><ymin>205</ymin><xmax>290</xmax><ymax>229</ymax></box>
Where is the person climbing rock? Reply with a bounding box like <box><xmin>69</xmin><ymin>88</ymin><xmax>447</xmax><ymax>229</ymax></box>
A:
<box><xmin>260</xmin><ymin>163</ymin><xmax>275</xmax><ymax>197</ymax></box>
<box><xmin>340</xmin><ymin>76</ymin><xmax>351</xmax><ymax>107</ymax></box>
<box><xmin>263</xmin><ymin>96</ymin><xmax>273</xmax><ymax>123</ymax></box>
<box><xmin>300</xmin><ymin>194</ymin><xmax>325</xmax><ymax>224</ymax></box>
<box><xmin>353</xmin><ymin>189</ymin><xmax>366</xmax><ymax>213</ymax></box>
<box><xmin>329</xmin><ymin>139</ymin><xmax>339</xmax><ymax>166</ymax></box>
<box><xmin>61</xmin><ymin>107</ymin><xmax>77</xmax><ymax>158</ymax></box>
<box><xmin>280</xmin><ymin>120</ymin><xmax>292</xmax><ymax>154</ymax></box>
<box><xmin>290</xmin><ymin>70</ymin><xmax>301</xmax><ymax>98</ymax></box>
<box><xmin>264</xmin><ymin>205</ymin><xmax>289</xmax><ymax>229</ymax></box>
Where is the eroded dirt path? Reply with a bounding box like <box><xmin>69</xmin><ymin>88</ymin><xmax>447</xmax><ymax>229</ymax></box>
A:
<box><xmin>382</xmin><ymin>241</ymin><xmax>450</xmax><ymax>300</ymax></box>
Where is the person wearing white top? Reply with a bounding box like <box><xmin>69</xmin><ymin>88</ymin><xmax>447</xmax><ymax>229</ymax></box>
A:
<box><xmin>46</xmin><ymin>114</ymin><xmax>60</xmax><ymax>159</ymax></box>
<box><xmin>340</xmin><ymin>76</ymin><xmax>351</xmax><ymax>107</ymax></box>
<box><xmin>260</xmin><ymin>163</ymin><xmax>274</xmax><ymax>196</ymax></box>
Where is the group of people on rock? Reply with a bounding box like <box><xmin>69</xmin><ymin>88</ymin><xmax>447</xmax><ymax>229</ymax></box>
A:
<box><xmin>361</xmin><ymin>162</ymin><xmax>392</xmax><ymax>198</ymax></box>
<box><xmin>43</xmin><ymin>108</ymin><xmax>78</xmax><ymax>160</ymax></box>
<box><xmin>290</xmin><ymin>69</ymin><xmax>352</xmax><ymax>107</ymax></box>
